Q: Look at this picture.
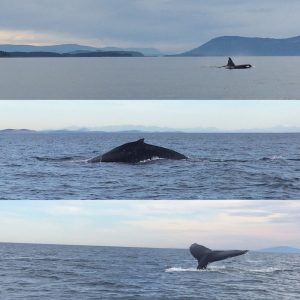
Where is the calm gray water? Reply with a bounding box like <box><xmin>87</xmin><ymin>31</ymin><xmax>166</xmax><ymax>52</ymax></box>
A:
<box><xmin>0</xmin><ymin>243</ymin><xmax>299</xmax><ymax>300</ymax></box>
<box><xmin>1</xmin><ymin>132</ymin><xmax>300</xmax><ymax>200</ymax></box>
<box><xmin>0</xmin><ymin>57</ymin><xmax>300</xmax><ymax>99</ymax></box>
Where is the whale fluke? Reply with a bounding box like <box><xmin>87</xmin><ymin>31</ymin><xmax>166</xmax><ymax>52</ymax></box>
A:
<box><xmin>189</xmin><ymin>243</ymin><xmax>248</xmax><ymax>269</ymax></box>
<box><xmin>224</xmin><ymin>57</ymin><xmax>252</xmax><ymax>69</ymax></box>
<box><xmin>88</xmin><ymin>139</ymin><xmax>187</xmax><ymax>163</ymax></box>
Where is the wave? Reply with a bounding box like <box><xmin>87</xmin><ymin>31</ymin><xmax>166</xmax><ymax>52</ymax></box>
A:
<box><xmin>208</xmin><ymin>159</ymin><xmax>250</xmax><ymax>163</ymax></box>
<box><xmin>165</xmin><ymin>266</ymin><xmax>293</xmax><ymax>274</ymax></box>
<box><xmin>261</xmin><ymin>156</ymin><xmax>300</xmax><ymax>161</ymax></box>
<box><xmin>33</xmin><ymin>155</ymin><xmax>300</xmax><ymax>164</ymax></box>
<box><xmin>33</xmin><ymin>156</ymin><xmax>86</xmax><ymax>162</ymax></box>
<box><xmin>248</xmin><ymin>267</ymin><xmax>293</xmax><ymax>273</ymax></box>
<box><xmin>260</xmin><ymin>156</ymin><xmax>284</xmax><ymax>161</ymax></box>
<box><xmin>198</xmin><ymin>156</ymin><xmax>300</xmax><ymax>163</ymax></box>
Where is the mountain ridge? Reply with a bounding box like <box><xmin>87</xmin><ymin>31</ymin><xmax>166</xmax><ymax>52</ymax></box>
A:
<box><xmin>3</xmin><ymin>36</ymin><xmax>300</xmax><ymax>56</ymax></box>
<box><xmin>0</xmin><ymin>44</ymin><xmax>163</xmax><ymax>56</ymax></box>
<box><xmin>258</xmin><ymin>246</ymin><xmax>300</xmax><ymax>253</ymax></box>
<box><xmin>181</xmin><ymin>35</ymin><xmax>300</xmax><ymax>56</ymax></box>
<box><xmin>1</xmin><ymin>125</ymin><xmax>300</xmax><ymax>134</ymax></box>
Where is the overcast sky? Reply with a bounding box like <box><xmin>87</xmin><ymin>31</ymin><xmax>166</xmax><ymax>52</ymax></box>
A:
<box><xmin>0</xmin><ymin>200</ymin><xmax>299</xmax><ymax>249</ymax></box>
<box><xmin>0</xmin><ymin>1</ymin><xmax>299</xmax><ymax>52</ymax></box>
<box><xmin>1</xmin><ymin>100</ymin><xmax>300</xmax><ymax>132</ymax></box>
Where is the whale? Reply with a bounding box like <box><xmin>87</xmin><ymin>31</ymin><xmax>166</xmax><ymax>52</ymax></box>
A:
<box><xmin>223</xmin><ymin>57</ymin><xmax>252</xmax><ymax>69</ymax></box>
<box><xmin>88</xmin><ymin>139</ymin><xmax>187</xmax><ymax>163</ymax></box>
<box><xmin>190</xmin><ymin>243</ymin><xmax>248</xmax><ymax>269</ymax></box>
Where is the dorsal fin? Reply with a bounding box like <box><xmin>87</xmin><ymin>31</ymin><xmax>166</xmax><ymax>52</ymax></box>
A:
<box><xmin>227</xmin><ymin>57</ymin><xmax>235</xmax><ymax>67</ymax></box>
<box><xmin>136</xmin><ymin>138</ymin><xmax>145</xmax><ymax>144</ymax></box>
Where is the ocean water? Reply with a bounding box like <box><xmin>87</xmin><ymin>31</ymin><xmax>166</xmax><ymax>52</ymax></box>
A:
<box><xmin>0</xmin><ymin>57</ymin><xmax>300</xmax><ymax>99</ymax></box>
<box><xmin>1</xmin><ymin>132</ymin><xmax>300</xmax><ymax>200</ymax></box>
<box><xmin>0</xmin><ymin>243</ymin><xmax>299</xmax><ymax>300</ymax></box>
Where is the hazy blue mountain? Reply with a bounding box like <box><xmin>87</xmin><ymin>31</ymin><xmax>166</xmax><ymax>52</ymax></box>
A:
<box><xmin>0</xmin><ymin>44</ymin><xmax>162</xmax><ymax>56</ymax></box>
<box><xmin>181</xmin><ymin>36</ymin><xmax>300</xmax><ymax>56</ymax></box>
<box><xmin>101</xmin><ymin>47</ymin><xmax>163</xmax><ymax>56</ymax></box>
<box><xmin>0</xmin><ymin>129</ymin><xmax>36</xmax><ymax>134</ymax></box>
<box><xmin>258</xmin><ymin>246</ymin><xmax>300</xmax><ymax>253</ymax></box>
<box><xmin>55</xmin><ymin>125</ymin><xmax>300</xmax><ymax>133</ymax></box>
<box><xmin>2</xmin><ymin>125</ymin><xmax>300</xmax><ymax>133</ymax></box>
<box><xmin>0</xmin><ymin>44</ymin><xmax>99</xmax><ymax>54</ymax></box>
<box><xmin>57</xmin><ymin>125</ymin><xmax>185</xmax><ymax>132</ymax></box>
<box><xmin>0</xmin><ymin>51</ymin><xmax>144</xmax><ymax>58</ymax></box>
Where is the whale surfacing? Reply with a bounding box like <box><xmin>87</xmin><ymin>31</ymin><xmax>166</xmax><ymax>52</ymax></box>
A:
<box><xmin>190</xmin><ymin>243</ymin><xmax>248</xmax><ymax>269</ymax></box>
<box><xmin>88</xmin><ymin>139</ymin><xmax>187</xmax><ymax>163</ymax></box>
<box><xmin>224</xmin><ymin>57</ymin><xmax>252</xmax><ymax>69</ymax></box>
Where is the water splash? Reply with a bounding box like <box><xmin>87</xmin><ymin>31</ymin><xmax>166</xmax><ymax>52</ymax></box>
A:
<box><xmin>138</xmin><ymin>157</ymin><xmax>164</xmax><ymax>163</ymax></box>
<box><xmin>165</xmin><ymin>267</ymin><xmax>198</xmax><ymax>272</ymax></box>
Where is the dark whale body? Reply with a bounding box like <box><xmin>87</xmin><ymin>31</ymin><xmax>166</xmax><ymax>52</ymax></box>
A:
<box><xmin>190</xmin><ymin>243</ymin><xmax>248</xmax><ymax>269</ymax></box>
<box><xmin>224</xmin><ymin>57</ymin><xmax>252</xmax><ymax>69</ymax></box>
<box><xmin>88</xmin><ymin>139</ymin><xmax>187</xmax><ymax>163</ymax></box>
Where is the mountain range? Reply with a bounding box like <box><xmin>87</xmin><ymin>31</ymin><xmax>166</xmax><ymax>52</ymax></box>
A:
<box><xmin>1</xmin><ymin>125</ymin><xmax>300</xmax><ymax>134</ymax></box>
<box><xmin>0</xmin><ymin>50</ymin><xmax>144</xmax><ymax>58</ymax></box>
<box><xmin>0</xmin><ymin>129</ymin><xmax>37</xmax><ymax>134</ymax></box>
<box><xmin>258</xmin><ymin>246</ymin><xmax>300</xmax><ymax>253</ymax></box>
<box><xmin>0</xmin><ymin>44</ymin><xmax>162</xmax><ymax>56</ymax></box>
<box><xmin>2</xmin><ymin>36</ymin><xmax>300</xmax><ymax>57</ymax></box>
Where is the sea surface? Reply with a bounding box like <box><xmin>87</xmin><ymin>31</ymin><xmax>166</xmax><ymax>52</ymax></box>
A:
<box><xmin>0</xmin><ymin>243</ymin><xmax>299</xmax><ymax>300</ymax></box>
<box><xmin>0</xmin><ymin>57</ymin><xmax>300</xmax><ymax>99</ymax></box>
<box><xmin>1</xmin><ymin>132</ymin><xmax>300</xmax><ymax>200</ymax></box>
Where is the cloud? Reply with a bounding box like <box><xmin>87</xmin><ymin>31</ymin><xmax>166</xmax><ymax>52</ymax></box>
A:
<box><xmin>0</xmin><ymin>1</ymin><xmax>299</xmax><ymax>51</ymax></box>
<box><xmin>0</xmin><ymin>29</ymin><xmax>104</xmax><ymax>46</ymax></box>
<box><xmin>0</xmin><ymin>200</ymin><xmax>299</xmax><ymax>249</ymax></box>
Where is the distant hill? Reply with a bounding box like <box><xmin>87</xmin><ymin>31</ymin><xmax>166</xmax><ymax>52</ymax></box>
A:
<box><xmin>101</xmin><ymin>47</ymin><xmax>163</xmax><ymax>56</ymax></box>
<box><xmin>2</xmin><ymin>126</ymin><xmax>300</xmax><ymax>134</ymax></box>
<box><xmin>258</xmin><ymin>246</ymin><xmax>300</xmax><ymax>253</ymax></box>
<box><xmin>0</xmin><ymin>50</ymin><xmax>144</xmax><ymax>58</ymax></box>
<box><xmin>181</xmin><ymin>36</ymin><xmax>300</xmax><ymax>56</ymax></box>
<box><xmin>0</xmin><ymin>44</ymin><xmax>97</xmax><ymax>54</ymax></box>
<box><xmin>0</xmin><ymin>44</ymin><xmax>162</xmax><ymax>56</ymax></box>
<box><xmin>0</xmin><ymin>129</ymin><xmax>36</xmax><ymax>134</ymax></box>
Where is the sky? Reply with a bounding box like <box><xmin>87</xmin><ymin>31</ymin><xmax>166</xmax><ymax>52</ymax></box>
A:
<box><xmin>1</xmin><ymin>100</ymin><xmax>300</xmax><ymax>132</ymax></box>
<box><xmin>0</xmin><ymin>1</ymin><xmax>299</xmax><ymax>52</ymax></box>
<box><xmin>0</xmin><ymin>200</ymin><xmax>299</xmax><ymax>250</ymax></box>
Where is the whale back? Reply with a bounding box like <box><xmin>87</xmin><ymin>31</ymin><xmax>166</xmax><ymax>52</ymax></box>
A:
<box><xmin>101</xmin><ymin>139</ymin><xmax>146</xmax><ymax>163</ymax></box>
<box><xmin>100</xmin><ymin>139</ymin><xmax>187</xmax><ymax>163</ymax></box>
<box><xmin>226</xmin><ymin>57</ymin><xmax>252</xmax><ymax>69</ymax></box>
<box><xmin>143</xmin><ymin>142</ymin><xmax>187</xmax><ymax>160</ymax></box>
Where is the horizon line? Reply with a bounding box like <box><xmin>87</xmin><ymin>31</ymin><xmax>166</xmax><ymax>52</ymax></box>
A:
<box><xmin>1</xmin><ymin>241</ymin><xmax>298</xmax><ymax>252</ymax></box>
<box><xmin>1</xmin><ymin>127</ymin><xmax>300</xmax><ymax>134</ymax></box>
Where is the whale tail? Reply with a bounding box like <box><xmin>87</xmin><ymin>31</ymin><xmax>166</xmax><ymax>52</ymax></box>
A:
<box><xmin>189</xmin><ymin>244</ymin><xmax>212</xmax><ymax>269</ymax></box>
<box><xmin>189</xmin><ymin>243</ymin><xmax>248</xmax><ymax>269</ymax></box>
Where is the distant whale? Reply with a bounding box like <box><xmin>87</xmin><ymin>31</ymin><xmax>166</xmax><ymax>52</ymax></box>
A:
<box><xmin>88</xmin><ymin>139</ymin><xmax>187</xmax><ymax>163</ymax></box>
<box><xmin>223</xmin><ymin>57</ymin><xmax>252</xmax><ymax>69</ymax></box>
<box><xmin>190</xmin><ymin>243</ymin><xmax>248</xmax><ymax>269</ymax></box>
